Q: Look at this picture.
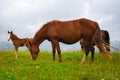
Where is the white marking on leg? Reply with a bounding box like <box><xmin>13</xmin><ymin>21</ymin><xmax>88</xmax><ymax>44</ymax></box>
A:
<box><xmin>30</xmin><ymin>54</ymin><xmax>32</xmax><ymax>60</ymax></box>
<box><xmin>81</xmin><ymin>54</ymin><xmax>86</xmax><ymax>64</ymax></box>
<box><xmin>15</xmin><ymin>51</ymin><xmax>18</xmax><ymax>59</ymax></box>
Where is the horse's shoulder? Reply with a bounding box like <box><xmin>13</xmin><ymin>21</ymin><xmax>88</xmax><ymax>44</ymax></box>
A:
<box><xmin>79</xmin><ymin>18</ymin><xmax>97</xmax><ymax>23</ymax></box>
<box><xmin>52</xmin><ymin>20</ymin><xmax>60</xmax><ymax>22</ymax></box>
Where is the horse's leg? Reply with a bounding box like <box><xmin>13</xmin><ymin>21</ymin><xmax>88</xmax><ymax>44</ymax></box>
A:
<box><xmin>25</xmin><ymin>44</ymin><xmax>32</xmax><ymax>59</ymax></box>
<box><xmin>90</xmin><ymin>46</ymin><xmax>95</xmax><ymax>64</ymax></box>
<box><xmin>51</xmin><ymin>41</ymin><xmax>56</xmax><ymax>61</ymax></box>
<box><xmin>52</xmin><ymin>40</ymin><xmax>62</xmax><ymax>62</ymax></box>
<box><xmin>15</xmin><ymin>46</ymin><xmax>18</xmax><ymax>59</ymax></box>
<box><xmin>80</xmin><ymin>40</ymin><xmax>90</xmax><ymax>64</ymax></box>
<box><xmin>53</xmin><ymin>40</ymin><xmax>62</xmax><ymax>62</ymax></box>
<box><xmin>81</xmin><ymin>49</ymin><xmax>89</xmax><ymax>64</ymax></box>
<box><xmin>56</xmin><ymin>42</ymin><xmax>63</xmax><ymax>62</ymax></box>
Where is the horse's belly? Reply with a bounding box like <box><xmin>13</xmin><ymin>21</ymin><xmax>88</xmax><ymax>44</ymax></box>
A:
<box><xmin>59</xmin><ymin>36</ymin><xmax>80</xmax><ymax>44</ymax></box>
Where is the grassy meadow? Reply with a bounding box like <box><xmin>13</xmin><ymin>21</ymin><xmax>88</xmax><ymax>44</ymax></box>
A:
<box><xmin>0</xmin><ymin>50</ymin><xmax>120</xmax><ymax>80</ymax></box>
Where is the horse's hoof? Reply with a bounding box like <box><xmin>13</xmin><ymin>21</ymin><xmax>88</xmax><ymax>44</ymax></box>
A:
<box><xmin>53</xmin><ymin>59</ymin><xmax>56</xmax><ymax>61</ymax></box>
<box><xmin>59</xmin><ymin>60</ymin><xmax>63</xmax><ymax>63</ymax></box>
<box><xmin>80</xmin><ymin>61</ymin><xmax>84</xmax><ymax>65</ymax></box>
<box><xmin>90</xmin><ymin>61</ymin><xmax>95</xmax><ymax>64</ymax></box>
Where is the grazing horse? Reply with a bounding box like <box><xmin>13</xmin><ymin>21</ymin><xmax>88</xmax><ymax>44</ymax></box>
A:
<box><xmin>80</xmin><ymin>30</ymin><xmax>110</xmax><ymax>63</ymax></box>
<box><xmin>7</xmin><ymin>31</ymin><xmax>32</xmax><ymax>59</ymax></box>
<box><xmin>28</xmin><ymin>18</ymin><xmax>111</xmax><ymax>62</ymax></box>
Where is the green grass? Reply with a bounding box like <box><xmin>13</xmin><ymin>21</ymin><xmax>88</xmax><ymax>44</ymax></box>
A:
<box><xmin>0</xmin><ymin>50</ymin><xmax>120</xmax><ymax>80</ymax></box>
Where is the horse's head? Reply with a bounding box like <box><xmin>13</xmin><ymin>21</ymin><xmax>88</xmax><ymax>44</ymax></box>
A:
<box><xmin>7</xmin><ymin>31</ymin><xmax>13</xmax><ymax>41</ymax></box>
<box><xmin>28</xmin><ymin>41</ymin><xmax>39</xmax><ymax>60</ymax></box>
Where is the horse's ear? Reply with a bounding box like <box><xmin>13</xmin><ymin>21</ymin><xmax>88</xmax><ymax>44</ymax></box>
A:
<box><xmin>11</xmin><ymin>31</ymin><xmax>13</xmax><ymax>34</ymax></box>
<box><xmin>8</xmin><ymin>31</ymin><xmax>10</xmax><ymax>33</ymax></box>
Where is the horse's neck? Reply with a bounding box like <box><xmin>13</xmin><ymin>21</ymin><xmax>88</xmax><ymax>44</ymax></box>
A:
<box><xmin>11</xmin><ymin>34</ymin><xmax>20</xmax><ymax>41</ymax></box>
<box><xmin>32</xmin><ymin>36</ymin><xmax>46</xmax><ymax>47</ymax></box>
<box><xmin>32</xmin><ymin>26</ymin><xmax>47</xmax><ymax>47</ymax></box>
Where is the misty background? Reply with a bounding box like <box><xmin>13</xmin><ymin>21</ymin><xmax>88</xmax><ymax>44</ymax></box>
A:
<box><xmin>0</xmin><ymin>0</ymin><xmax>120</xmax><ymax>51</ymax></box>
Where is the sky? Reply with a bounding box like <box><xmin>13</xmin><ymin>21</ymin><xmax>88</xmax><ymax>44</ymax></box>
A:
<box><xmin>0</xmin><ymin>0</ymin><xmax>120</xmax><ymax>42</ymax></box>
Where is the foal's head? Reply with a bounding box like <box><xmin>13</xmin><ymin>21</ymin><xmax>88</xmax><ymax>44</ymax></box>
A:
<box><xmin>7</xmin><ymin>31</ymin><xmax>13</xmax><ymax>41</ymax></box>
<box><xmin>7</xmin><ymin>31</ymin><xmax>19</xmax><ymax>41</ymax></box>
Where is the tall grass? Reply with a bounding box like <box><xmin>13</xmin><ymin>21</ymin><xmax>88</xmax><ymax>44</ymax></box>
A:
<box><xmin>0</xmin><ymin>50</ymin><xmax>119</xmax><ymax>80</ymax></box>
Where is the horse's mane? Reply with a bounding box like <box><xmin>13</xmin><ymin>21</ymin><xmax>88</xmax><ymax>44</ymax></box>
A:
<box><xmin>11</xmin><ymin>33</ymin><xmax>20</xmax><ymax>40</ymax></box>
<box><xmin>32</xmin><ymin>23</ymin><xmax>49</xmax><ymax>45</ymax></box>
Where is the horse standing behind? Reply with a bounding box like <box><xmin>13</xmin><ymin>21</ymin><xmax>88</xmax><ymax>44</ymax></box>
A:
<box><xmin>80</xmin><ymin>30</ymin><xmax>110</xmax><ymax>63</ymax></box>
<box><xmin>28</xmin><ymin>18</ymin><xmax>111</xmax><ymax>63</ymax></box>
<box><xmin>7</xmin><ymin>31</ymin><xmax>32</xmax><ymax>59</ymax></box>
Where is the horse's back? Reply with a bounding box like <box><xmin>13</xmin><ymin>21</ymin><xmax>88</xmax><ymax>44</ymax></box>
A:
<box><xmin>48</xmin><ymin>18</ymin><xmax>98</xmax><ymax>31</ymax></box>
<box><xmin>46</xmin><ymin>18</ymin><xmax>99</xmax><ymax>44</ymax></box>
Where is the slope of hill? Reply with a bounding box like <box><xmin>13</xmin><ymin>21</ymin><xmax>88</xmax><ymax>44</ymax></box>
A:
<box><xmin>0</xmin><ymin>41</ymin><xmax>27</xmax><ymax>50</ymax></box>
<box><xmin>0</xmin><ymin>41</ymin><xmax>14</xmax><ymax>50</ymax></box>
<box><xmin>110</xmin><ymin>41</ymin><xmax>120</xmax><ymax>52</ymax></box>
<box><xmin>0</xmin><ymin>41</ymin><xmax>120</xmax><ymax>52</ymax></box>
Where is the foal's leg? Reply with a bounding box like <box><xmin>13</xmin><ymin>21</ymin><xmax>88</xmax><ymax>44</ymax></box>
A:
<box><xmin>15</xmin><ymin>46</ymin><xmax>18</xmax><ymax>59</ymax></box>
<box><xmin>26</xmin><ymin>44</ymin><xmax>32</xmax><ymax>59</ymax></box>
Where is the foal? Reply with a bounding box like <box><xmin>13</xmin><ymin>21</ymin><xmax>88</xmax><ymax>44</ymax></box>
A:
<box><xmin>7</xmin><ymin>31</ymin><xmax>32</xmax><ymax>59</ymax></box>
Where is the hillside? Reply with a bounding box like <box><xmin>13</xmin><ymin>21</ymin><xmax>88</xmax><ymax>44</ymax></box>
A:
<box><xmin>0</xmin><ymin>41</ymin><xmax>26</xmax><ymax>50</ymax></box>
<box><xmin>0</xmin><ymin>40</ymin><xmax>120</xmax><ymax>52</ymax></box>
<box><xmin>0</xmin><ymin>41</ymin><xmax>14</xmax><ymax>50</ymax></box>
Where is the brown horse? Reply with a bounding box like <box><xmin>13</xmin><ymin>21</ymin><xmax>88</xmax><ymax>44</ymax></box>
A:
<box><xmin>80</xmin><ymin>30</ymin><xmax>110</xmax><ymax>63</ymax></box>
<box><xmin>28</xmin><ymin>18</ymin><xmax>111</xmax><ymax>62</ymax></box>
<box><xmin>7</xmin><ymin>31</ymin><xmax>32</xmax><ymax>59</ymax></box>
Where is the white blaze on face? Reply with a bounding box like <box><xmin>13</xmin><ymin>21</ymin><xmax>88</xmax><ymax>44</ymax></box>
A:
<box><xmin>7</xmin><ymin>33</ymin><xmax>11</xmax><ymax>41</ymax></box>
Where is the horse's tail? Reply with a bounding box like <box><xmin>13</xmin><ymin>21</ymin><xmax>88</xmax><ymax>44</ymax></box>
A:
<box><xmin>94</xmin><ymin>23</ymin><xmax>111</xmax><ymax>58</ymax></box>
<box><xmin>104</xmin><ymin>30</ymin><xmax>110</xmax><ymax>51</ymax></box>
<box><xmin>104</xmin><ymin>31</ymin><xmax>110</xmax><ymax>43</ymax></box>
<box><xmin>94</xmin><ymin>23</ymin><xmax>101</xmax><ymax>44</ymax></box>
